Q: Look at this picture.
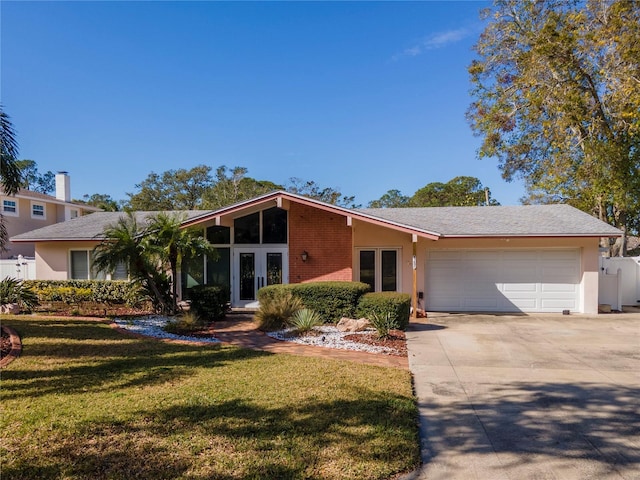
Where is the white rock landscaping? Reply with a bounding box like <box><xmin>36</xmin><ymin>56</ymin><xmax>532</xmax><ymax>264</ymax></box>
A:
<box><xmin>267</xmin><ymin>326</ymin><xmax>399</xmax><ymax>355</ymax></box>
<box><xmin>114</xmin><ymin>316</ymin><xmax>402</xmax><ymax>355</ymax></box>
<box><xmin>113</xmin><ymin>316</ymin><xmax>221</xmax><ymax>344</ymax></box>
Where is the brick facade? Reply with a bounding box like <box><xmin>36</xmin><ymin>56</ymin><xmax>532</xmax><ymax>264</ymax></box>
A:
<box><xmin>288</xmin><ymin>202</ymin><xmax>353</xmax><ymax>283</ymax></box>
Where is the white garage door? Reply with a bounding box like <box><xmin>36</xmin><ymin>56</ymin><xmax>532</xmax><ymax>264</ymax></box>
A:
<box><xmin>426</xmin><ymin>249</ymin><xmax>581</xmax><ymax>313</ymax></box>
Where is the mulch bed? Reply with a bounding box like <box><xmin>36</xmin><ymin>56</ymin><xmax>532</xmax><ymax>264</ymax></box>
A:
<box><xmin>0</xmin><ymin>328</ymin><xmax>12</xmax><ymax>360</ymax></box>
<box><xmin>344</xmin><ymin>330</ymin><xmax>407</xmax><ymax>356</ymax></box>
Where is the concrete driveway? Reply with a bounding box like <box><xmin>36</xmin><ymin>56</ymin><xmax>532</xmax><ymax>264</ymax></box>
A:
<box><xmin>405</xmin><ymin>312</ymin><xmax>640</xmax><ymax>480</ymax></box>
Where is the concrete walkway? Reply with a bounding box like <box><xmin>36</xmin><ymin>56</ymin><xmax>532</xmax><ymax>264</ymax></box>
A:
<box><xmin>405</xmin><ymin>312</ymin><xmax>640</xmax><ymax>480</ymax></box>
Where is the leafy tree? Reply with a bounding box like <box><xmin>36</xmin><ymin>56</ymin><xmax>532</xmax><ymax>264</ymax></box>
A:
<box><xmin>468</xmin><ymin>0</ymin><xmax>640</xmax><ymax>255</ymax></box>
<box><xmin>15</xmin><ymin>159</ymin><xmax>55</xmax><ymax>194</ymax></box>
<box><xmin>126</xmin><ymin>165</ymin><xmax>214</xmax><ymax>210</ymax></box>
<box><xmin>410</xmin><ymin>176</ymin><xmax>499</xmax><ymax>207</ymax></box>
<box><xmin>201</xmin><ymin>166</ymin><xmax>282</xmax><ymax>209</ymax></box>
<box><xmin>92</xmin><ymin>213</ymin><xmax>173</xmax><ymax>314</ymax></box>
<box><xmin>146</xmin><ymin>212</ymin><xmax>217</xmax><ymax>312</ymax></box>
<box><xmin>0</xmin><ymin>106</ymin><xmax>23</xmax><ymax>252</ymax></box>
<box><xmin>368</xmin><ymin>189</ymin><xmax>411</xmax><ymax>208</ymax></box>
<box><xmin>76</xmin><ymin>193</ymin><xmax>120</xmax><ymax>211</ymax></box>
<box><xmin>286</xmin><ymin>178</ymin><xmax>360</xmax><ymax>208</ymax></box>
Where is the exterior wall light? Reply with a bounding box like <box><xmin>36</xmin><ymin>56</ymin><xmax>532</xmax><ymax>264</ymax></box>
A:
<box><xmin>301</xmin><ymin>251</ymin><xmax>309</xmax><ymax>262</ymax></box>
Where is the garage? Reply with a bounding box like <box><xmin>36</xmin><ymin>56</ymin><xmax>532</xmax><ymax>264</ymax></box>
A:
<box><xmin>426</xmin><ymin>249</ymin><xmax>581</xmax><ymax>312</ymax></box>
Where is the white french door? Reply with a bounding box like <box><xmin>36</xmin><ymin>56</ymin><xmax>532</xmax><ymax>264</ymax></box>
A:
<box><xmin>233</xmin><ymin>247</ymin><xmax>288</xmax><ymax>308</ymax></box>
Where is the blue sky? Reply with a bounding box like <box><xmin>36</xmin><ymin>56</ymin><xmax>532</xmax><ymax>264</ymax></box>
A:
<box><xmin>1</xmin><ymin>1</ymin><xmax>527</xmax><ymax>206</ymax></box>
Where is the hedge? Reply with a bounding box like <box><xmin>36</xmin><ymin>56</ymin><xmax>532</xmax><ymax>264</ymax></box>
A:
<box><xmin>186</xmin><ymin>284</ymin><xmax>229</xmax><ymax>321</ymax></box>
<box><xmin>257</xmin><ymin>281</ymin><xmax>370</xmax><ymax>323</ymax></box>
<box><xmin>24</xmin><ymin>280</ymin><xmax>138</xmax><ymax>305</ymax></box>
<box><xmin>356</xmin><ymin>292</ymin><xmax>411</xmax><ymax>330</ymax></box>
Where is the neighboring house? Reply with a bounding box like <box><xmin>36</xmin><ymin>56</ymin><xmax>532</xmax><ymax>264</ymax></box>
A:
<box><xmin>1</xmin><ymin>172</ymin><xmax>102</xmax><ymax>259</ymax></box>
<box><xmin>11</xmin><ymin>191</ymin><xmax>622</xmax><ymax>314</ymax></box>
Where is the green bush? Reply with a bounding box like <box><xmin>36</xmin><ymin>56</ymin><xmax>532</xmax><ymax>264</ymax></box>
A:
<box><xmin>254</xmin><ymin>291</ymin><xmax>304</xmax><ymax>331</ymax></box>
<box><xmin>369</xmin><ymin>311</ymin><xmax>399</xmax><ymax>339</ymax></box>
<box><xmin>37</xmin><ymin>286</ymin><xmax>93</xmax><ymax>303</ymax></box>
<box><xmin>187</xmin><ymin>284</ymin><xmax>228</xmax><ymax>321</ymax></box>
<box><xmin>288</xmin><ymin>308</ymin><xmax>323</xmax><ymax>334</ymax></box>
<box><xmin>24</xmin><ymin>280</ymin><xmax>137</xmax><ymax>305</ymax></box>
<box><xmin>258</xmin><ymin>282</ymin><xmax>370</xmax><ymax>323</ymax></box>
<box><xmin>0</xmin><ymin>277</ymin><xmax>39</xmax><ymax>311</ymax></box>
<box><xmin>356</xmin><ymin>292</ymin><xmax>411</xmax><ymax>330</ymax></box>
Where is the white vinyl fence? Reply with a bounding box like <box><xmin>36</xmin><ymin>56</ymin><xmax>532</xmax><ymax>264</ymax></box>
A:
<box><xmin>0</xmin><ymin>255</ymin><xmax>36</xmax><ymax>280</ymax></box>
<box><xmin>599</xmin><ymin>256</ymin><xmax>640</xmax><ymax>311</ymax></box>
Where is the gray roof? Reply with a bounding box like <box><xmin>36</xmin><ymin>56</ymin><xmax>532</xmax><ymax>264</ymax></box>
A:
<box><xmin>12</xmin><ymin>200</ymin><xmax>622</xmax><ymax>243</ymax></box>
<box><xmin>11</xmin><ymin>211</ymin><xmax>211</xmax><ymax>242</ymax></box>
<box><xmin>355</xmin><ymin>204</ymin><xmax>623</xmax><ymax>237</ymax></box>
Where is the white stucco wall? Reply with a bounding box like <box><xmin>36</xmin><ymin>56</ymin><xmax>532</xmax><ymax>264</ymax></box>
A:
<box><xmin>35</xmin><ymin>241</ymin><xmax>100</xmax><ymax>280</ymax></box>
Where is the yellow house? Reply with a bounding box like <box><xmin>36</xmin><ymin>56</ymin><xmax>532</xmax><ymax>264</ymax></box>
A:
<box><xmin>1</xmin><ymin>172</ymin><xmax>101</xmax><ymax>259</ymax></box>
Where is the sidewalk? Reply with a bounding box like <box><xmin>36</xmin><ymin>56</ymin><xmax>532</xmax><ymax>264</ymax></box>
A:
<box><xmin>214</xmin><ymin>314</ymin><xmax>408</xmax><ymax>369</ymax></box>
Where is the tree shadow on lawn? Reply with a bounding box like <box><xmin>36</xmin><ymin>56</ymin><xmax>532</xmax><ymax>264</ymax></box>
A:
<box><xmin>420</xmin><ymin>382</ymin><xmax>640</xmax><ymax>477</ymax></box>
<box><xmin>4</xmin><ymin>393</ymin><xmax>418</xmax><ymax>480</ymax></box>
<box><xmin>5</xmin><ymin>317</ymin><xmax>121</xmax><ymax>341</ymax></box>
<box><xmin>1</xmin><ymin>317</ymin><xmax>268</xmax><ymax>401</ymax></box>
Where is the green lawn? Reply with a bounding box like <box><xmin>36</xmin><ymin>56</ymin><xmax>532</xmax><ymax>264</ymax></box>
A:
<box><xmin>0</xmin><ymin>316</ymin><xmax>419</xmax><ymax>479</ymax></box>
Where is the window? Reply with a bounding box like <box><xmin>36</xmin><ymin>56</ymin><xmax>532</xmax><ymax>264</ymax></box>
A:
<box><xmin>207</xmin><ymin>226</ymin><xmax>230</xmax><ymax>244</ymax></box>
<box><xmin>70</xmin><ymin>209</ymin><xmax>79</xmax><ymax>219</ymax></box>
<box><xmin>70</xmin><ymin>251</ymin><xmax>90</xmax><ymax>279</ymax></box>
<box><xmin>70</xmin><ymin>250</ymin><xmax>123</xmax><ymax>280</ymax></box>
<box><xmin>234</xmin><ymin>212</ymin><xmax>260</xmax><ymax>244</ymax></box>
<box><xmin>357</xmin><ymin>248</ymin><xmax>400</xmax><ymax>292</ymax></box>
<box><xmin>31</xmin><ymin>203</ymin><xmax>46</xmax><ymax>219</ymax></box>
<box><xmin>233</xmin><ymin>208</ymin><xmax>288</xmax><ymax>245</ymax></box>
<box><xmin>262</xmin><ymin>207</ymin><xmax>287</xmax><ymax>244</ymax></box>
<box><xmin>2</xmin><ymin>199</ymin><xmax>18</xmax><ymax>216</ymax></box>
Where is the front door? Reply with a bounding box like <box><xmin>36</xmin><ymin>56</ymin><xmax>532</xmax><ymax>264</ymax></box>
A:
<box><xmin>233</xmin><ymin>248</ymin><xmax>288</xmax><ymax>308</ymax></box>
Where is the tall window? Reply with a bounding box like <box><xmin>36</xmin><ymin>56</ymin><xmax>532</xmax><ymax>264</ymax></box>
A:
<box><xmin>262</xmin><ymin>207</ymin><xmax>287</xmax><ymax>243</ymax></box>
<box><xmin>357</xmin><ymin>248</ymin><xmax>400</xmax><ymax>292</ymax></box>
<box><xmin>234</xmin><ymin>212</ymin><xmax>260</xmax><ymax>244</ymax></box>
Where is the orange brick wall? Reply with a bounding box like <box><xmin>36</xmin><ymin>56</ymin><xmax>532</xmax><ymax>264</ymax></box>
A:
<box><xmin>288</xmin><ymin>202</ymin><xmax>353</xmax><ymax>283</ymax></box>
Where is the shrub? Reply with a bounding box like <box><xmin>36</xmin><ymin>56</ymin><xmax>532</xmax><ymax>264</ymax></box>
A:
<box><xmin>0</xmin><ymin>277</ymin><xmax>39</xmax><ymax>311</ymax></box>
<box><xmin>289</xmin><ymin>282</ymin><xmax>370</xmax><ymax>322</ymax></box>
<box><xmin>258</xmin><ymin>282</ymin><xmax>370</xmax><ymax>323</ymax></box>
<box><xmin>187</xmin><ymin>284</ymin><xmax>229</xmax><ymax>321</ymax></box>
<box><xmin>356</xmin><ymin>292</ymin><xmax>411</xmax><ymax>330</ymax></box>
<box><xmin>254</xmin><ymin>291</ymin><xmax>303</xmax><ymax>331</ymax></box>
<box><xmin>24</xmin><ymin>280</ymin><xmax>137</xmax><ymax>305</ymax></box>
<box><xmin>288</xmin><ymin>308</ymin><xmax>323</xmax><ymax>334</ymax></box>
<box><xmin>37</xmin><ymin>286</ymin><xmax>93</xmax><ymax>303</ymax></box>
<box><xmin>164</xmin><ymin>311</ymin><xmax>204</xmax><ymax>334</ymax></box>
<box><xmin>369</xmin><ymin>311</ymin><xmax>399</xmax><ymax>339</ymax></box>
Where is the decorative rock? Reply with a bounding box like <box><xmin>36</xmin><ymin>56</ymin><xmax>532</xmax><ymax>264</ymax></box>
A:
<box><xmin>336</xmin><ymin>317</ymin><xmax>371</xmax><ymax>332</ymax></box>
<box><xmin>0</xmin><ymin>303</ymin><xmax>21</xmax><ymax>315</ymax></box>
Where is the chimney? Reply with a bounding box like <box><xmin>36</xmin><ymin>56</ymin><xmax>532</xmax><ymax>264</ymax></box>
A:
<box><xmin>55</xmin><ymin>171</ymin><xmax>71</xmax><ymax>202</ymax></box>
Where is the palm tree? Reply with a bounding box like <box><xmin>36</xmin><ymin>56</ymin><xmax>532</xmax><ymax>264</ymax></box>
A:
<box><xmin>147</xmin><ymin>212</ymin><xmax>217</xmax><ymax>312</ymax></box>
<box><xmin>1</xmin><ymin>106</ymin><xmax>24</xmax><ymax>252</ymax></box>
<box><xmin>92</xmin><ymin>212</ymin><xmax>172</xmax><ymax>314</ymax></box>
<box><xmin>0</xmin><ymin>106</ymin><xmax>22</xmax><ymax>195</ymax></box>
